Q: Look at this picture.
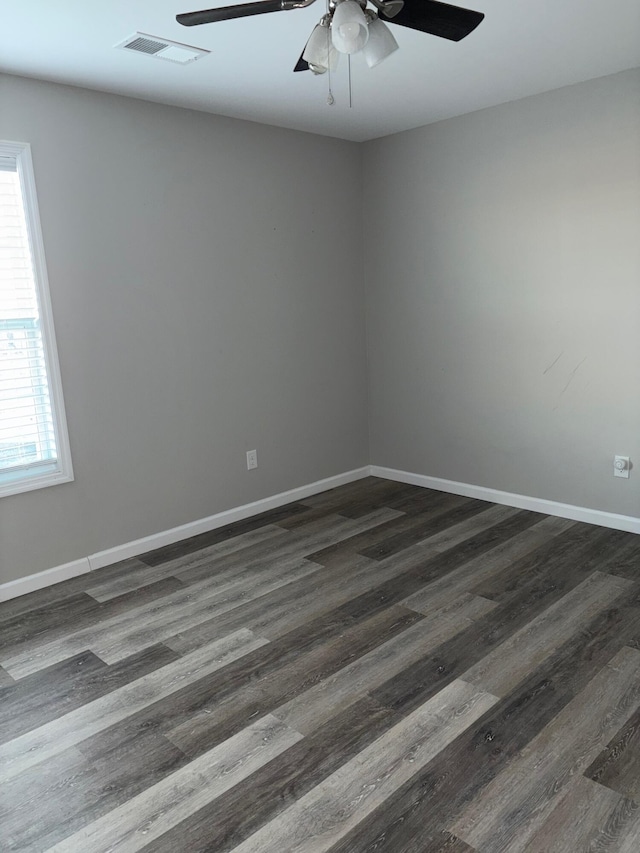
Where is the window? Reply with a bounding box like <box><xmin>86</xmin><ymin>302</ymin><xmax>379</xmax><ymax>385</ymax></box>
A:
<box><xmin>0</xmin><ymin>141</ymin><xmax>73</xmax><ymax>498</ymax></box>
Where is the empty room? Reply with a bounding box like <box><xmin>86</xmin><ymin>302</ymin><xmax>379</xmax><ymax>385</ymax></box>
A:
<box><xmin>1</xmin><ymin>1</ymin><xmax>639</xmax><ymax>850</ymax></box>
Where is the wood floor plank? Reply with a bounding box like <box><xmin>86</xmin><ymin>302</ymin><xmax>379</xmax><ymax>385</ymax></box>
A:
<box><xmin>606</xmin><ymin>799</ymin><xmax>640</xmax><ymax>853</ymax></box>
<box><xmin>0</xmin><ymin>646</ymin><xmax>178</xmax><ymax>744</ymax></box>
<box><xmin>2</xmin><ymin>744</ymin><xmax>91</xmax><ymax>849</ymax></box>
<box><xmin>358</xmin><ymin>501</ymin><xmax>513</xmax><ymax>561</ymax></box>
<box><xmin>585</xmin><ymin>704</ymin><xmax>640</xmax><ymax>803</ymax></box>
<box><xmin>0</xmin><ymin>577</ymin><xmax>190</xmax><ymax>671</ymax></box>
<box><xmin>237</xmin><ymin>513</ymin><xmax>565</xmax><ymax>655</ymax></box>
<box><xmin>173</xmin><ymin>509</ymin><xmax>403</xmax><ymax>586</ymax></box>
<box><xmin>0</xmin><ymin>576</ymin><xmax>187</xmax><ymax>668</ymax></box>
<box><xmin>0</xmin><ymin>558</ymin><xmax>153</xmax><ymax>622</ymax></box>
<box><xmin>426</xmin><ymin>834</ymin><xmax>476</xmax><ymax>853</ymax></box>
<box><xmin>95</xmin><ymin>559</ymin><xmax>318</xmax><ymax>666</ymax></box>
<box><xmin>342</xmin><ymin>483</ymin><xmax>446</xmax><ymax>518</ymax></box>
<box><xmin>410</xmin><ymin>503</ymin><xmax>524</xmax><ymax>555</ymax></box>
<box><xmin>0</xmin><ymin>628</ymin><xmax>267</xmax><ymax>782</ymax></box>
<box><xmin>328</xmin><ymin>582</ymin><xmax>640</xmax><ymax>853</ymax></box>
<box><xmin>163</xmin><ymin>555</ymin><xmax>392</xmax><ymax>653</ymax></box>
<box><xmin>519</xmin><ymin>776</ymin><xmax>622</xmax><ymax>853</ymax></box>
<box><xmin>277</xmin><ymin>478</ymin><xmax>420</xmax><ymax>530</ymax></box>
<box><xmin>297</xmin><ymin>476</ymin><xmax>412</xmax><ymax>511</ymax></box>
<box><xmin>3</xmin><ymin>729</ymin><xmax>188</xmax><ymax>852</ymax></box>
<box><xmin>67</xmin><ymin>604</ymin><xmax>414</xmax><ymax>770</ymax></box>
<box><xmin>307</xmin><ymin>483</ymin><xmax>422</xmax><ymax>521</ymax></box>
<box><xmin>1</xmin><ymin>557</ymin><xmax>317</xmax><ymax>676</ymax></box>
<box><xmin>177</xmin><ymin>504</ymin><xmax>546</xmax><ymax>652</ymax></box>
<box><xmin>76</xmin><ymin>517</ymin><xmax>342</xmax><ymax>624</ymax></box>
<box><xmin>345</xmin><ymin>507</ymin><xmax>577</xmax><ymax>627</ymax></box>
<box><xmin>46</xmin><ymin>714</ymin><xmax>303</xmax><ymax>853</ymax></box>
<box><xmin>0</xmin><ymin>583</ymin><xmax>84</xmax><ymax>622</ymax></box>
<box><xmin>384</xmin><ymin>487</ymin><xmax>473</xmax><ymax>517</ymax></box>
<box><xmin>400</xmin><ymin>515</ymin><xmax>574</xmax><ymax>617</ymax></box>
<box><xmin>450</xmin><ymin>646</ymin><xmax>640</xmax><ymax>853</ymax></box>
<box><xmin>477</xmin><ymin>525</ymin><xmax>636</xmax><ymax>606</ymax></box>
<box><xmin>305</xmin><ymin>494</ymin><xmax>470</xmax><ymax>566</ymax></box>
<box><xmin>521</xmin><ymin>795</ymin><xmax>640</xmax><ymax>853</ymax></box>
<box><xmin>597</xmin><ymin>534</ymin><xmax>640</xmax><ymax>582</ymax></box>
<box><xmin>84</xmin><ymin>526</ymin><xmax>287</xmax><ymax>601</ymax></box>
<box><xmin>0</xmin><ymin>663</ymin><xmax>14</xmax><ymax>686</ymax></box>
<box><xmin>461</xmin><ymin>570</ymin><xmax>633</xmax><ymax>697</ymax></box>
<box><xmin>40</xmin><ymin>607</ymin><xmax>422</xmax><ymax>755</ymax></box>
<box><xmin>227</xmin><ymin>679</ymin><xmax>498</xmax><ymax>853</ymax></box>
<box><xmin>371</xmin><ymin>588</ymin><xmax>582</xmax><ymax>719</ymax></box>
<box><xmin>158</xmin><ymin>557</ymin><xmax>376</xmax><ymax>654</ymax></box>
<box><xmin>164</xmin><ymin>604</ymin><xmax>423</xmax><ymax>756</ymax></box>
<box><xmin>273</xmin><ymin>594</ymin><xmax>496</xmax><ymax>736</ymax></box>
<box><xmin>0</xmin><ymin>593</ymin><xmax>103</xmax><ymax>650</ymax></box>
<box><xmin>140</xmin><ymin>524</ymin><xmax>297</xmax><ymax>585</ymax></box>
<box><xmin>137</xmin><ymin>696</ymin><xmax>400</xmax><ymax>853</ymax></box>
<box><xmin>97</xmin><ymin>574</ymin><xmax>186</xmax><ymax>605</ymax></box>
<box><xmin>369</xmin><ymin>522</ymin><xmax>636</xmax><ymax>719</ymax></box>
<box><xmin>163</xmin><ymin>519</ymin><xmax>501</xmax><ymax>654</ymax></box>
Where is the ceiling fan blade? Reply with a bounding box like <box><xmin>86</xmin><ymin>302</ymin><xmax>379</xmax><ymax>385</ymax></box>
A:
<box><xmin>382</xmin><ymin>0</ymin><xmax>484</xmax><ymax>41</ymax></box>
<box><xmin>294</xmin><ymin>50</ymin><xmax>310</xmax><ymax>72</ymax></box>
<box><xmin>369</xmin><ymin>0</ymin><xmax>405</xmax><ymax>19</ymax></box>
<box><xmin>177</xmin><ymin>1</ymin><xmax>283</xmax><ymax>26</ymax></box>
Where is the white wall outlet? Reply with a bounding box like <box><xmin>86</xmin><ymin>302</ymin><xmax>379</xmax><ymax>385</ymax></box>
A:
<box><xmin>246</xmin><ymin>449</ymin><xmax>258</xmax><ymax>470</ymax></box>
<box><xmin>614</xmin><ymin>455</ymin><xmax>630</xmax><ymax>479</ymax></box>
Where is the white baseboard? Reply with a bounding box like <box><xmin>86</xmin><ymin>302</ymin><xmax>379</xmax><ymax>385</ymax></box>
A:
<box><xmin>370</xmin><ymin>466</ymin><xmax>640</xmax><ymax>535</ymax></box>
<box><xmin>0</xmin><ymin>557</ymin><xmax>91</xmax><ymax>602</ymax></box>
<box><xmin>0</xmin><ymin>467</ymin><xmax>370</xmax><ymax>602</ymax></box>
<box><xmin>4</xmin><ymin>463</ymin><xmax>637</xmax><ymax>603</ymax></box>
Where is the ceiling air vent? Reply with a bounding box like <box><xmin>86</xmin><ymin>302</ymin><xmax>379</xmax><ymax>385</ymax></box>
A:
<box><xmin>123</xmin><ymin>36</ymin><xmax>167</xmax><ymax>55</ymax></box>
<box><xmin>115</xmin><ymin>32</ymin><xmax>210</xmax><ymax>64</ymax></box>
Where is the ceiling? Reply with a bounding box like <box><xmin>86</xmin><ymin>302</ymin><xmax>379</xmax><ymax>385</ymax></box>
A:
<box><xmin>1</xmin><ymin>1</ymin><xmax>639</xmax><ymax>142</ymax></box>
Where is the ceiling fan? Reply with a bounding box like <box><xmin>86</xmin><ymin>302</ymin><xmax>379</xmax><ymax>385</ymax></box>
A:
<box><xmin>177</xmin><ymin>0</ymin><xmax>484</xmax><ymax>74</ymax></box>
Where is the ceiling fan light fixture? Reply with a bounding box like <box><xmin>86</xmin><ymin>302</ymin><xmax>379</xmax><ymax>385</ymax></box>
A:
<box><xmin>303</xmin><ymin>21</ymin><xmax>339</xmax><ymax>74</ymax></box>
<box><xmin>176</xmin><ymin>0</ymin><xmax>486</xmax><ymax>79</ymax></box>
<box><xmin>362</xmin><ymin>17</ymin><xmax>398</xmax><ymax>67</ymax></box>
<box><xmin>331</xmin><ymin>0</ymin><xmax>369</xmax><ymax>55</ymax></box>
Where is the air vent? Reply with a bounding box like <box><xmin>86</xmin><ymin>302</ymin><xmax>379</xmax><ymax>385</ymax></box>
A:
<box><xmin>123</xmin><ymin>36</ymin><xmax>167</xmax><ymax>56</ymax></box>
<box><xmin>115</xmin><ymin>32</ymin><xmax>210</xmax><ymax>65</ymax></box>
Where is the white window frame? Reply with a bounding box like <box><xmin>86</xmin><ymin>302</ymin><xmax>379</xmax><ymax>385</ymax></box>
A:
<box><xmin>0</xmin><ymin>140</ymin><xmax>74</xmax><ymax>498</ymax></box>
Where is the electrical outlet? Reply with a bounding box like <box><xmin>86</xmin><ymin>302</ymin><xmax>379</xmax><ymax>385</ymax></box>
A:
<box><xmin>246</xmin><ymin>449</ymin><xmax>258</xmax><ymax>470</ymax></box>
<box><xmin>614</xmin><ymin>455</ymin><xmax>630</xmax><ymax>479</ymax></box>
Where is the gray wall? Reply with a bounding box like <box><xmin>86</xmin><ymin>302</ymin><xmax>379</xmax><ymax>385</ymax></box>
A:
<box><xmin>2</xmin><ymin>68</ymin><xmax>639</xmax><ymax>585</ymax></box>
<box><xmin>364</xmin><ymin>69</ymin><xmax>640</xmax><ymax>517</ymax></box>
<box><xmin>0</xmin><ymin>74</ymin><xmax>368</xmax><ymax>583</ymax></box>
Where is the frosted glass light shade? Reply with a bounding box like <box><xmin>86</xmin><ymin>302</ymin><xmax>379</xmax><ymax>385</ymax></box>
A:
<box><xmin>362</xmin><ymin>18</ymin><xmax>398</xmax><ymax>67</ymax></box>
<box><xmin>303</xmin><ymin>23</ymin><xmax>339</xmax><ymax>74</ymax></box>
<box><xmin>331</xmin><ymin>1</ymin><xmax>369</xmax><ymax>54</ymax></box>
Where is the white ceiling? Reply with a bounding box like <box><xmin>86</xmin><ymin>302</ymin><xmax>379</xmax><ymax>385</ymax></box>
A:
<box><xmin>1</xmin><ymin>1</ymin><xmax>639</xmax><ymax>141</ymax></box>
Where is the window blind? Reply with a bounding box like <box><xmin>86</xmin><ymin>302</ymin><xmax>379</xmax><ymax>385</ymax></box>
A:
<box><xmin>0</xmin><ymin>158</ymin><xmax>58</xmax><ymax>474</ymax></box>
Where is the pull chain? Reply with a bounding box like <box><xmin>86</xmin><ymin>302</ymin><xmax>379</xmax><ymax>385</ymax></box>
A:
<box><xmin>327</xmin><ymin>30</ymin><xmax>334</xmax><ymax>105</ymax></box>
<box><xmin>326</xmin><ymin>0</ymin><xmax>334</xmax><ymax>105</ymax></box>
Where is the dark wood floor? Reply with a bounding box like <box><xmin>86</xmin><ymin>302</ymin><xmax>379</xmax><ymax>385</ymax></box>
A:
<box><xmin>2</xmin><ymin>477</ymin><xmax>640</xmax><ymax>852</ymax></box>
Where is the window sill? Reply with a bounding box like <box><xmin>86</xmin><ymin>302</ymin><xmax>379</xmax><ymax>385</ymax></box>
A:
<box><xmin>0</xmin><ymin>464</ymin><xmax>74</xmax><ymax>499</ymax></box>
